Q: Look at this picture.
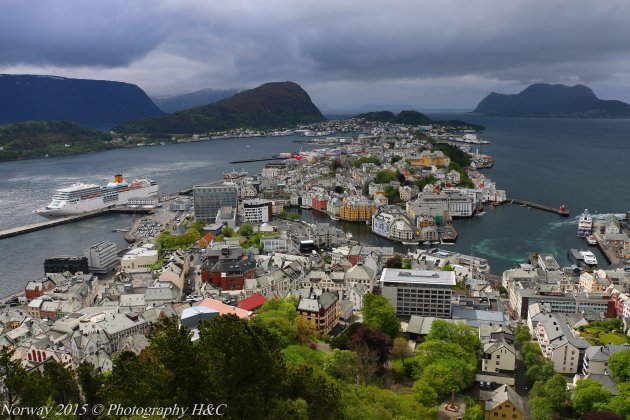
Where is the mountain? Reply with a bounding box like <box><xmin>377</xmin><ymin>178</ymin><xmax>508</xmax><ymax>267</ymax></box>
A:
<box><xmin>116</xmin><ymin>81</ymin><xmax>325</xmax><ymax>134</ymax></box>
<box><xmin>151</xmin><ymin>88</ymin><xmax>240</xmax><ymax>113</ymax></box>
<box><xmin>354</xmin><ymin>110</ymin><xmax>432</xmax><ymax>125</ymax></box>
<box><xmin>0</xmin><ymin>120</ymin><xmax>112</xmax><ymax>161</ymax></box>
<box><xmin>0</xmin><ymin>74</ymin><xmax>164</xmax><ymax>129</ymax></box>
<box><xmin>473</xmin><ymin>83</ymin><xmax>630</xmax><ymax>118</ymax></box>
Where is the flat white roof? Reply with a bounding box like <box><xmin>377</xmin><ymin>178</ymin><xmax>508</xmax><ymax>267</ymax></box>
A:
<box><xmin>379</xmin><ymin>268</ymin><xmax>456</xmax><ymax>286</ymax></box>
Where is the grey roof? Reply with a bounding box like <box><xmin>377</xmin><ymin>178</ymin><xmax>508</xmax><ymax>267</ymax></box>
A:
<box><xmin>584</xmin><ymin>374</ymin><xmax>619</xmax><ymax>396</ymax></box>
<box><xmin>380</xmin><ymin>268</ymin><xmax>456</xmax><ymax>286</ymax></box>
<box><xmin>484</xmin><ymin>385</ymin><xmax>524</xmax><ymax>413</ymax></box>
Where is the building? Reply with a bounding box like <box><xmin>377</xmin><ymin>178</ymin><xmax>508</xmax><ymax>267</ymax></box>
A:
<box><xmin>242</xmin><ymin>198</ymin><xmax>273</xmax><ymax>223</ymax></box>
<box><xmin>482</xmin><ymin>385</ymin><xmax>524</xmax><ymax>420</ymax></box>
<box><xmin>215</xmin><ymin>206</ymin><xmax>237</xmax><ymax>228</ymax></box>
<box><xmin>120</xmin><ymin>246</ymin><xmax>159</xmax><ymax>272</ymax></box>
<box><xmin>296</xmin><ymin>290</ymin><xmax>340</xmax><ymax>335</ymax></box>
<box><xmin>416</xmin><ymin>192</ymin><xmax>474</xmax><ymax>218</ymax></box>
<box><xmin>481</xmin><ymin>340</ymin><xmax>516</xmax><ymax>374</ymax></box>
<box><xmin>261</xmin><ymin>163</ymin><xmax>287</xmax><ymax>178</ymax></box>
<box><xmin>339</xmin><ymin>197</ymin><xmax>375</xmax><ymax>222</ymax></box>
<box><xmin>84</xmin><ymin>241</ymin><xmax>118</xmax><ymax>274</ymax></box>
<box><xmin>43</xmin><ymin>256</ymin><xmax>89</xmax><ymax>274</ymax></box>
<box><xmin>380</xmin><ymin>268</ymin><xmax>456</xmax><ymax>318</ymax></box>
<box><xmin>193</xmin><ymin>183</ymin><xmax>238</xmax><ymax>221</ymax></box>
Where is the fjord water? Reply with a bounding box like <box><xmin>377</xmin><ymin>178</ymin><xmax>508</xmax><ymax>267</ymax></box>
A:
<box><xmin>0</xmin><ymin>117</ymin><xmax>629</xmax><ymax>296</ymax></box>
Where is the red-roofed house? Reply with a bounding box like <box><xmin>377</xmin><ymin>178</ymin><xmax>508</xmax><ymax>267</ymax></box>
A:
<box><xmin>198</xmin><ymin>298</ymin><xmax>253</xmax><ymax>319</ymax></box>
<box><xmin>25</xmin><ymin>278</ymin><xmax>56</xmax><ymax>301</ymax></box>
<box><xmin>238</xmin><ymin>294</ymin><xmax>267</xmax><ymax>312</ymax></box>
<box><xmin>198</xmin><ymin>232</ymin><xmax>215</xmax><ymax>249</ymax></box>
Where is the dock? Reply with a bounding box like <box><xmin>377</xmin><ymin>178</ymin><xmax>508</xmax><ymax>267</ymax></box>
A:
<box><xmin>228</xmin><ymin>157</ymin><xmax>286</xmax><ymax>164</ymax></box>
<box><xmin>507</xmin><ymin>198</ymin><xmax>570</xmax><ymax>217</ymax></box>
<box><xmin>0</xmin><ymin>207</ymin><xmax>154</xmax><ymax>240</ymax></box>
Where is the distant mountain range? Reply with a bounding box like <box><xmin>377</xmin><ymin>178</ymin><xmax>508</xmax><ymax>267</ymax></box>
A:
<box><xmin>354</xmin><ymin>110</ymin><xmax>433</xmax><ymax>125</ymax></box>
<box><xmin>0</xmin><ymin>74</ymin><xmax>164</xmax><ymax>128</ymax></box>
<box><xmin>151</xmin><ymin>88</ymin><xmax>240</xmax><ymax>113</ymax></box>
<box><xmin>354</xmin><ymin>110</ymin><xmax>484</xmax><ymax>131</ymax></box>
<box><xmin>473</xmin><ymin>83</ymin><xmax>630</xmax><ymax>118</ymax></box>
<box><xmin>116</xmin><ymin>81</ymin><xmax>325</xmax><ymax>134</ymax></box>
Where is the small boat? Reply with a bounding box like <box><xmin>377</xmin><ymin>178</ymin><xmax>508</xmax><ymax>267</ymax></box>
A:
<box><xmin>476</xmin><ymin>211</ymin><xmax>486</xmax><ymax>217</ymax></box>
<box><xmin>346</xmin><ymin>232</ymin><xmax>353</xmax><ymax>240</ymax></box>
<box><xmin>579</xmin><ymin>250</ymin><xmax>598</xmax><ymax>266</ymax></box>
<box><xmin>586</xmin><ymin>235</ymin><xmax>597</xmax><ymax>246</ymax></box>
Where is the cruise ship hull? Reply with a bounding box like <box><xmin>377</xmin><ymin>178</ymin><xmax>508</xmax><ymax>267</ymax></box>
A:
<box><xmin>35</xmin><ymin>176</ymin><xmax>158</xmax><ymax>218</ymax></box>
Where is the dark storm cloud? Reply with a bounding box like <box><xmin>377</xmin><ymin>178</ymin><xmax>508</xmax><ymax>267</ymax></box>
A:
<box><xmin>2</xmin><ymin>0</ymin><xmax>630</xmax><ymax>107</ymax></box>
<box><xmin>0</xmin><ymin>0</ymin><xmax>168</xmax><ymax>67</ymax></box>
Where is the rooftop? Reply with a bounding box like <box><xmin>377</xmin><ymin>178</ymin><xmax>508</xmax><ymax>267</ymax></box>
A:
<box><xmin>379</xmin><ymin>268</ymin><xmax>456</xmax><ymax>286</ymax></box>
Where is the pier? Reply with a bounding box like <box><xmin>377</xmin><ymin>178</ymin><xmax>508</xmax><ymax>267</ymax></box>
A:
<box><xmin>507</xmin><ymin>198</ymin><xmax>570</xmax><ymax>217</ymax></box>
<box><xmin>0</xmin><ymin>207</ymin><xmax>154</xmax><ymax>240</ymax></box>
<box><xmin>228</xmin><ymin>157</ymin><xmax>286</xmax><ymax>164</ymax></box>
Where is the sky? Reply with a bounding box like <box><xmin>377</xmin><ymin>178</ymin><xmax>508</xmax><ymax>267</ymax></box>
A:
<box><xmin>2</xmin><ymin>0</ymin><xmax>630</xmax><ymax>113</ymax></box>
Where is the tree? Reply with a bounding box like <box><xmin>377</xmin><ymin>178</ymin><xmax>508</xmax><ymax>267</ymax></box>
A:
<box><xmin>385</xmin><ymin>255</ymin><xmax>402</xmax><ymax>268</ymax></box>
<box><xmin>347</xmin><ymin>324</ymin><xmax>392</xmax><ymax>366</ymax></box>
<box><xmin>144</xmin><ymin>318</ymin><xmax>203</xmax><ymax>407</ymax></box>
<box><xmin>43</xmin><ymin>361</ymin><xmax>80</xmax><ymax>404</ymax></box>
<box><xmin>323</xmin><ymin>349</ymin><xmax>359</xmax><ymax>383</ymax></box>
<box><xmin>222</xmin><ymin>226</ymin><xmax>234</xmax><ymax>237</ymax></box>
<box><xmin>426</xmin><ymin>320</ymin><xmax>480</xmax><ymax>354</ymax></box>
<box><xmin>544</xmin><ymin>374</ymin><xmax>570</xmax><ymax>412</ymax></box>
<box><xmin>598</xmin><ymin>382</ymin><xmax>630</xmax><ymax>418</ymax></box>
<box><xmin>238</xmin><ymin>223</ymin><xmax>254</xmax><ymax>237</ymax></box>
<box><xmin>362</xmin><ymin>294</ymin><xmax>400</xmax><ymax>339</ymax></box>
<box><xmin>609</xmin><ymin>349</ymin><xmax>630</xmax><ymax>382</ymax></box>
<box><xmin>412</xmin><ymin>379</ymin><xmax>438</xmax><ymax>407</ymax></box>
<box><xmin>414</xmin><ymin>340</ymin><xmax>475</xmax><ymax>371</ymax></box>
<box><xmin>573</xmin><ymin>379</ymin><xmax>612</xmax><ymax>416</ymax></box>
<box><xmin>418</xmin><ymin>358</ymin><xmax>475</xmax><ymax>399</ymax></box>
<box><xmin>77</xmin><ymin>361</ymin><xmax>104</xmax><ymax>412</ymax></box>
<box><xmin>402</xmin><ymin>257</ymin><xmax>412</xmax><ymax>269</ymax></box>
<box><xmin>391</xmin><ymin>337</ymin><xmax>413</xmax><ymax>365</ymax></box>
<box><xmin>514</xmin><ymin>325</ymin><xmax>532</xmax><ymax>345</ymax></box>
<box><xmin>285</xmin><ymin>365</ymin><xmax>343</xmax><ymax>420</ymax></box>
<box><xmin>0</xmin><ymin>346</ymin><xmax>27</xmax><ymax>419</ymax></box>
<box><xmin>198</xmin><ymin>314</ymin><xmax>286</xmax><ymax>418</ymax></box>
<box><xmin>334</xmin><ymin>185</ymin><xmax>344</xmax><ymax>194</ymax></box>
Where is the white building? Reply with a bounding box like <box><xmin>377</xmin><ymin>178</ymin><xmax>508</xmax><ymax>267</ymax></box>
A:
<box><xmin>242</xmin><ymin>199</ymin><xmax>272</xmax><ymax>223</ymax></box>
<box><xmin>380</xmin><ymin>268</ymin><xmax>455</xmax><ymax>318</ymax></box>
<box><xmin>121</xmin><ymin>246</ymin><xmax>158</xmax><ymax>272</ymax></box>
<box><xmin>84</xmin><ymin>241</ymin><xmax>118</xmax><ymax>274</ymax></box>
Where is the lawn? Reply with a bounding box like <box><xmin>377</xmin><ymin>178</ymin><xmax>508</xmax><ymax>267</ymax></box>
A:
<box><xmin>579</xmin><ymin>327</ymin><xmax>630</xmax><ymax>345</ymax></box>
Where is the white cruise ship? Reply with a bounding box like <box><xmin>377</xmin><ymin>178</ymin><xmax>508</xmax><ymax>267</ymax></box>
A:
<box><xmin>35</xmin><ymin>174</ymin><xmax>158</xmax><ymax>218</ymax></box>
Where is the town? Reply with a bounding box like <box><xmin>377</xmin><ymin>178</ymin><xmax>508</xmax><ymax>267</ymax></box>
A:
<box><xmin>3</xmin><ymin>117</ymin><xmax>630</xmax><ymax>419</ymax></box>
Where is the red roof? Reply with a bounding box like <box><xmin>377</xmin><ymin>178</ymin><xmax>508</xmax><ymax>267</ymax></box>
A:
<box><xmin>198</xmin><ymin>298</ymin><xmax>253</xmax><ymax>319</ymax></box>
<box><xmin>237</xmin><ymin>293</ymin><xmax>267</xmax><ymax>311</ymax></box>
<box><xmin>203</xmin><ymin>232</ymin><xmax>215</xmax><ymax>242</ymax></box>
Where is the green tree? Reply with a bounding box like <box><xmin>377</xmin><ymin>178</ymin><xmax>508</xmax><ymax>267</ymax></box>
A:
<box><xmin>77</xmin><ymin>361</ymin><xmax>104</xmax><ymax>412</ymax></box>
<box><xmin>198</xmin><ymin>314</ymin><xmax>286</xmax><ymax>418</ymax></box>
<box><xmin>412</xmin><ymin>379</ymin><xmax>438</xmax><ymax>407</ymax></box>
<box><xmin>402</xmin><ymin>257</ymin><xmax>412</xmax><ymax>269</ymax></box>
<box><xmin>426</xmin><ymin>320</ymin><xmax>480</xmax><ymax>354</ymax></box>
<box><xmin>529</xmin><ymin>396</ymin><xmax>554</xmax><ymax>420</ymax></box>
<box><xmin>0</xmin><ymin>346</ymin><xmax>27</xmax><ymax>419</ymax></box>
<box><xmin>599</xmin><ymin>382</ymin><xmax>630</xmax><ymax>418</ymax></box>
<box><xmin>362</xmin><ymin>294</ymin><xmax>400</xmax><ymax>339</ymax></box>
<box><xmin>145</xmin><ymin>318</ymin><xmax>203</xmax><ymax>407</ymax></box>
<box><xmin>414</xmin><ymin>340</ymin><xmax>475</xmax><ymax>371</ymax></box>
<box><xmin>514</xmin><ymin>325</ymin><xmax>532</xmax><ymax>345</ymax></box>
<box><xmin>573</xmin><ymin>379</ymin><xmax>612</xmax><ymax>416</ymax></box>
<box><xmin>609</xmin><ymin>349</ymin><xmax>630</xmax><ymax>382</ymax></box>
<box><xmin>222</xmin><ymin>226</ymin><xmax>234</xmax><ymax>237</ymax></box>
<box><xmin>419</xmin><ymin>358</ymin><xmax>475</xmax><ymax>399</ymax></box>
<box><xmin>43</xmin><ymin>361</ymin><xmax>80</xmax><ymax>404</ymax></box>
<box><xmin>323</xmin><ymin>349</ymin><xmax>359</xmax><ymax>383</ymax></box>
<box><xmin>285</xmin><ymin>365</ymin><xmax>343</xmax><ymax>420</ymax></box>
<box><xmin>238</xmin><ymin>223</ymin><xmax>254</xmax><ymax>237</ymax></box>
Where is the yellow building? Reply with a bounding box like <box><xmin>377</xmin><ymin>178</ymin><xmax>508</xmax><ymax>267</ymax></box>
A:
<box><xmin>483</xmin><ymin>385</ymin><xmax>524</xmax><ymax>420</ymax></box>
<box><xmin>340</xmin><ymin>197</ymin><xmax>375</xmax><ymax>222</ymax></box>
<box><xmin>408</xmin><ymin>150</ymin><xmax>451</xmax><ymax>168</ymax></box>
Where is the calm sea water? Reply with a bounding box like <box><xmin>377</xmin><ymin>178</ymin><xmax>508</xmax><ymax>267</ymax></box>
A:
<box><xmin>0</xmin><ymin>118</ymin><xmax>629</xmax><ymax>296</ymax></box>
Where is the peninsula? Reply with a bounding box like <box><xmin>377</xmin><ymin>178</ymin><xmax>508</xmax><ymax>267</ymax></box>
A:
<box><xmin>473</xmin><ymin>83</ymin><xmax>630</xmax><ymax>118</ymax></box>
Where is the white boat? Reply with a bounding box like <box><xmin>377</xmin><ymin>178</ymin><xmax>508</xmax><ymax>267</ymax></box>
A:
<box><xmin>586</xmin><ymin>235</ymin><xmax>597</xmax><ymax>246</ymax></box>
<box><xmin>577</xmin><ymin>209</ymin><xmax>593</xmax><ymax>237</ymax></box>
<box><xmin>579</xmin><ymin>250</ymin><xmax>598</xmax><ymax>266</ymax></box>
<box><xmin>345</xmin><ymin>232</ymin><xmax>353</xmax><ymax>240</ymax></box>
<box><xmin>35</xmin><ymin>174</ymin><xmax>158</xmax><ymax>218</ymax></box>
